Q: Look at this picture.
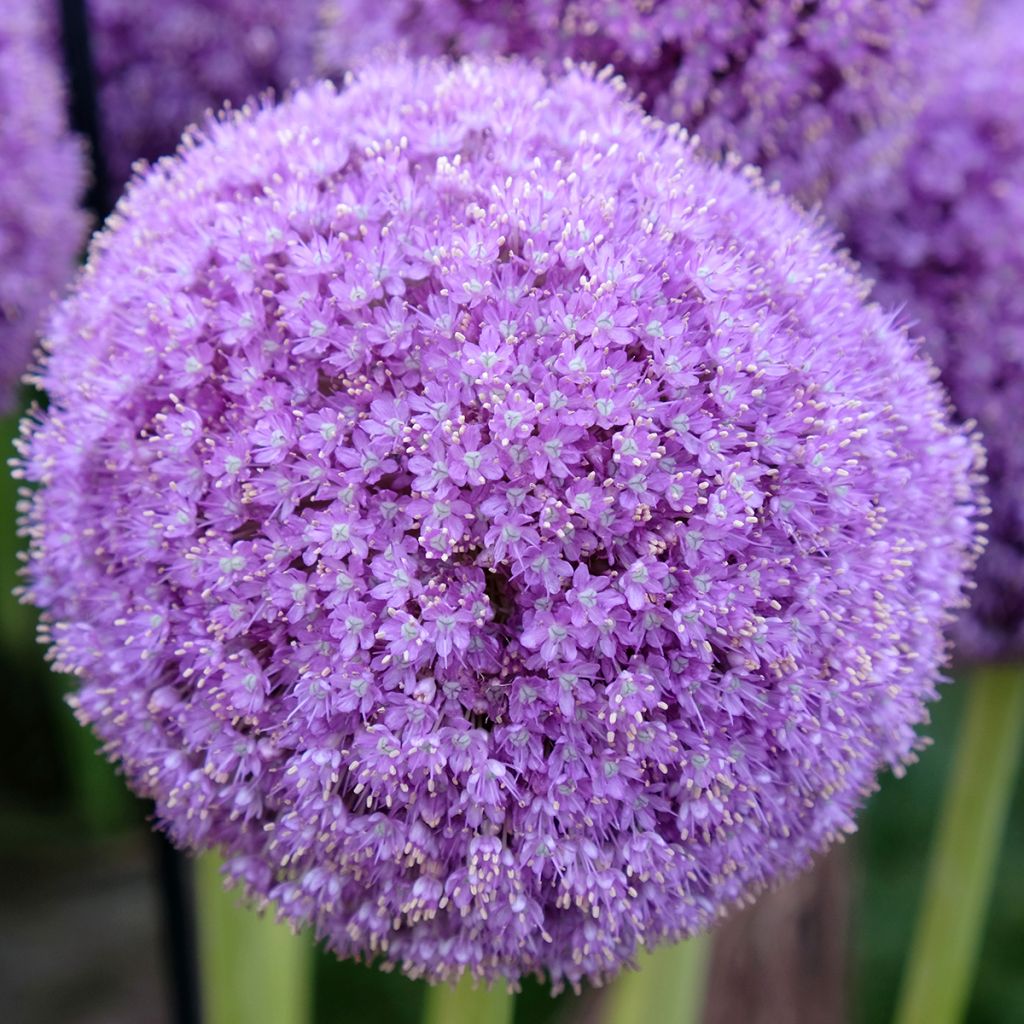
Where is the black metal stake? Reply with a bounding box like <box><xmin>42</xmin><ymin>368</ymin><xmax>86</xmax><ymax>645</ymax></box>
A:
<box><xmin>153</xmin><ymin>830</ymin><xmax>202</xmax><ymax>1024</ymax></box>
<box><xmin>57</xmin><ymin>0</ymin><xmax>112</xmax><ymax>221</ymax></box>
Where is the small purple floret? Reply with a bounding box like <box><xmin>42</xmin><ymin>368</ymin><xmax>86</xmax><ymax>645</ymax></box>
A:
<box><xmin>19</xmin><ymin>60</ymin><xmax>981</xmax><ymax>987</ymax></box>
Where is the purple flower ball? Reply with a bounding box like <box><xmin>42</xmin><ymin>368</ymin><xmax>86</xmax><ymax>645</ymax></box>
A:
<box><xmin>0</xmin><ymin>2</ymin><xmax>87</xmax><ymax>409</ymax></box>
<box><xmin>88</xmin><ymin>0</ymin><xmax>319</xmax><ymax>190</ymax></box>
<box><xmin>19</xmin><ymin>60</ymin><xmax>982</xmax><ymax>987</ymax></box>
<box><xmin>840</xmin><ymin>4</ymin><xmax>1024</xmax><ymax>662</ymax></box>
<box><xmin>318</xmin><ymin>0</ymin><xmax>956</xmax><ymax>207</ymax></box>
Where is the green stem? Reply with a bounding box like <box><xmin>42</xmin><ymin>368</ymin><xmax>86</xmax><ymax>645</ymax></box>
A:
<box><xmin>0</xmin><ymin>403</ymin><xmax>35</xmax><ymax>665</ymax></box>
<box><xmin>421</xmin><ymin>975</ymin><xmax>514</xmax><ymax>1024</ymax></box>
<box><xmin>196</xmin><ymin>853</ymin><xmax>314</xmax><ymax>1024</ymax></box>
<box><xmin>3</xmin><ymin>402</ymin><xmax>135</xmax><ymax>833</ymax></box>
<box><xmin>56</xmin><ymin>679</ymin><xmax>138</xmax><ymax>833</ymax></box>
<box><xmin>894</xmin><ymin>664</ymin><xmax>1024</xmax><ymax>1024</ymax></box>
<box><xmin>602</xmin><ymin>935</ymin><xmax>711</xmax><ymax>1024</ymax></box>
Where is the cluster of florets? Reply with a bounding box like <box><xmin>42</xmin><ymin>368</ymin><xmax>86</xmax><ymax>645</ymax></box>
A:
<box><xmin>840</xmin><ymin>2</ymin><xmax>1024</xmax><ymax>661</ymax></box>
<box><xmin>0</xmin><ymin>2</ymin><xmax>86</xmax><ymax>409</ymax></box>
<box><xmin>317</xmin><ymin>0</ymin><xmax>957</xmax><ymax>207</ymax></box>
<box><xmin>19</xmin><ymin>60</ymin><xmax>982</xmax><ymax>987</ymax></box>
<box><xmin>88</xmin><ymin>0</ymin><xmax>318</xmax><ymax>189</ymax></box>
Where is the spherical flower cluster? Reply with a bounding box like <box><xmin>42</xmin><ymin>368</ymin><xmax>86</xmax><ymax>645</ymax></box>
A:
<box><xmin>0</xmin><ymin>2</ymin><xmax>87</xmax><ymax>409</ymax></box>
<box><xmin>318</xmin><ymin>0</ymin><xmax>957</xmax><ymax>207</ymax></box>
<box><xmin>88</xmin><ymin>0</ymin><xmax>318</xmax><ymax>190</ymax></box>
<box><xmin>840</xmin><ymin>3</ymin><xmax>1024</xmax><ymax>662</ymax></box>
<box><xmin>20</xmin><ymin>59</ymin><xmax>982</xmax><ymax>987</ymax></box>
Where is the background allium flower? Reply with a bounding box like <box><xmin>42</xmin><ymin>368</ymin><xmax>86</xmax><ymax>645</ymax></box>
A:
<box><xmin>88</xmin><ymin>0</ymin><xmax>318</xmax><ymax>189</ymax></box>
<box><xmin>0</xmin><ymin>1</ymin><xmax>87</xmax><ymax>409</ymax></box>
<box><xmin>19</xmin><ymin>59</ymin><xmax>981</xmax><ymax>987</ymax></box>
<box><xmin>318</xmin><ymin>0</ymin><xmax>956</xmax><ymax>207</ymax></box>
<box><xmin>839</xmin><ymin>3</ymin><xmax>1024</xmax><ymax>662</ymax></box>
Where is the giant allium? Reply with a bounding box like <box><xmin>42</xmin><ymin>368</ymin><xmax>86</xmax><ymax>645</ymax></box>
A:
<box><xmin>0</xmin><ymin>1</ymin><xmax>86</xmax><ymax>408</ymax></box>
<box><xmin>88</xmin><ymin>0</ymin><xmax>318</xmax><ymax>189</ymax></box>
<box><xmin>840</xmin><ymin>3</ymin><xmax>1024</xmax><ymax>661</ymax></box>
<box><xmin>19</xmin><ymin>60</ymin><xmax>981</xmax><ymax>987</ymax></box>
<box><xmin>318</xmin><ymin>0</ymin><xmax>956</xmax><ymax>207</ymax></box>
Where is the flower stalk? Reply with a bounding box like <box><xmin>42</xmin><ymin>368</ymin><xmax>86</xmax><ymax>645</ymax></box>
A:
<box><xmin>894</xmin><ymin>665</ymin><xmax>1024</xmax><ymax>1024</ymax></box>
<box><xmin>422</xmin><ymin>976</ymin><xmax>514</xmax><ymax>1024</ymax></box>
<box><xmin>602</xmin><ymin>936</ymin><xmax>710</xmax><ymax>1024</ymax></box>
<box><xmin>196</xmin><ymin>853</ymin><xmax>314</xmax><ymax>1024</ymax></box>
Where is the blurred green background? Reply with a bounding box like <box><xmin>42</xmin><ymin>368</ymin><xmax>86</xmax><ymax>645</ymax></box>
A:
<box><xmin>1</xmin><ymin>402</ymin><xmax>1021</xmax><ymax>1023</ymax></box>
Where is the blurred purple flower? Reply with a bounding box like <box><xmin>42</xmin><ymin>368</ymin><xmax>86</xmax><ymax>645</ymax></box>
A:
<box><xmin>19</xmin><ymin>59</ymin><xmax>982</xmax><ymax>987</ymax></box>
<box><xmin>87</xmin><ymin>0</ymin><xmax>319</xmax><ymax>190</ymax></box>
<box><xmin>0</xmin><ymin>2</ymin><xmax>87</xmax><ymax>408</ymax></box>
<box><xmin>318</xmin><ymin>0</ymin><xmax>959</xmax><ymax>207</ymax></box>
<box><xmin>840</xmin><ymin>2</ymin><xmax>1024</xmax><ymax>662</ymax></box>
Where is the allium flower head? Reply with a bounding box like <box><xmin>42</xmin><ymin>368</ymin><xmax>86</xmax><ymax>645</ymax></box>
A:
<box><xmin>20</xmin><ymin>59</ymin><xmax>981</xmax><ymax>987</ymax></box>
<box><xmin>88</xmin><ymin>0</ymin><xmax>318</xmax><ymax>189</ymax></box>
<box><xmin>840</xmin><ymin>3</ymin><xmax>1024</xmax><ymax>661</ymax></box>
<box><xmin>318</xmin><ymin>0</ymin><xmax>957</xmax><ymax>207</ymax></box>
<box><xmin>0</xmin><ymin>1</ymin><xmax>87</xmax><ymax>408</ymax></box>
